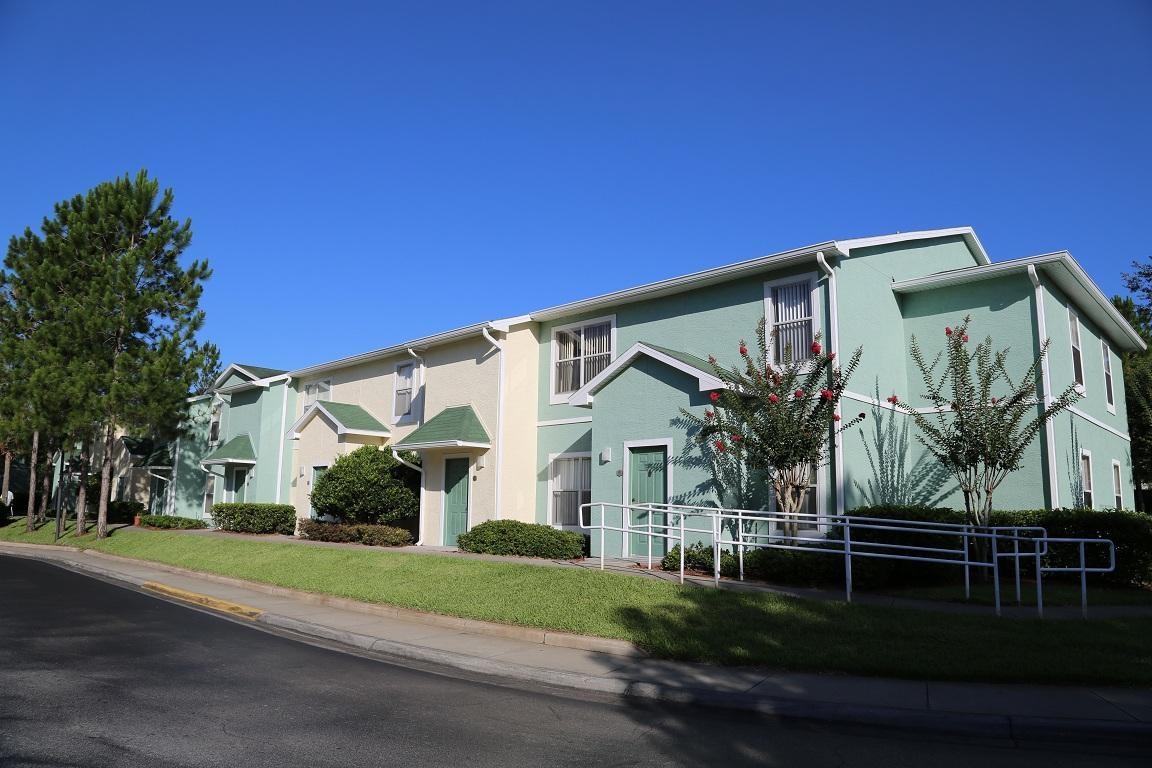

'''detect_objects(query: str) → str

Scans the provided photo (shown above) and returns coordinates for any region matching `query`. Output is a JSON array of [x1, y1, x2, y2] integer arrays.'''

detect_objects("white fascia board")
[[393, 440, 492, 451], [199, 459, 257, 467], [211, 363, 258, 390], [893, 252, 1146, 352], [289, 402, 389, 440], [337, 428, 392, 438], [529, 243, 844, 322], [836, 227, 989, 265], [488, 314, 533, 332], [287, 323, 492, 378], [567, 342, 726, 407]]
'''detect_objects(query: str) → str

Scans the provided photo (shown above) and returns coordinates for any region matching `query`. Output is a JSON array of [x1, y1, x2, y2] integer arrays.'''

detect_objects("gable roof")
[[200, 435, 256, 466], [529, 228, 984, 322], [892, 251, 1147, 352], [392, 405, 491, 450], [568, 342, 724, 407], [289, 401, 391, 439], [212, 362, 288, 391]]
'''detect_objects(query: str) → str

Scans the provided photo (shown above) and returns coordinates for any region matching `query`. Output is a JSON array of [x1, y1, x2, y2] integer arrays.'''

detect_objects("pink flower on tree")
[[705, 409, 714, 419], [714, 440, 727, 453], [886, 395, 898, 404], [962, 334, 969, 343], [820, 388, 834, 401], [833, 414, 841, 422], [739, 341, 748, 356], [945, 327, 953, 336], [768, 393, 779, 404], [810, 341, 822, 355], [794, 389, 805, 399], [731, 434, 742, 442], [709, 391, 721, 403]]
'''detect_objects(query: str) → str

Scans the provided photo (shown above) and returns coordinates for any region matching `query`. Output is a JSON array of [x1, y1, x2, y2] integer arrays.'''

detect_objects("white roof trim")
[[199, 458, 257, 467], [568, 342, 725, 407], [836, 227, 989, 266], [289, 402, 391, 440], [212, 363, 260, 390], [892, 252, 1146, 352], [392, 440, 491, 450], [289, 323, 494, 378]]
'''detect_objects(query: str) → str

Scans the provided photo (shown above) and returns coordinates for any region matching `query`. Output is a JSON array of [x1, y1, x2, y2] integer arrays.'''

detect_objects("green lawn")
[[878, 582, 1152, 608], [3, 517, 1151, 686]]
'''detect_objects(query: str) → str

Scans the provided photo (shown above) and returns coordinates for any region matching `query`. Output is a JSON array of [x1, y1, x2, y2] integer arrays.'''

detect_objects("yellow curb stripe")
[[142, 582, 264, 621]]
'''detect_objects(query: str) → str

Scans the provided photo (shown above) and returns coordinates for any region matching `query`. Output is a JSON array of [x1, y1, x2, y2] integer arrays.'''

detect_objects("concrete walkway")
[[174, 527, 1152, 619], [2, 541, 1150, 744]]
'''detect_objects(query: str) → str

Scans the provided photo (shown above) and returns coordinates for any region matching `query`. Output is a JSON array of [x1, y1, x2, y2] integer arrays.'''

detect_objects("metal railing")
[[577, 502, 1116, 618]]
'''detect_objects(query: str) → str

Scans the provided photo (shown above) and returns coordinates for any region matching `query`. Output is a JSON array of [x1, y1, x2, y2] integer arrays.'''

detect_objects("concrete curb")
[[142, 582, 264, 620], [4, 543, 1152, 745]]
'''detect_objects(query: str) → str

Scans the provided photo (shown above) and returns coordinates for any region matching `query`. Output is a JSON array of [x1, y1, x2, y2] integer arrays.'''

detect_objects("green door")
[[628, 446, 668, 558], [230, 467, 248, 503], [309, 466, 327, 518], [444, 457, 470, 546]]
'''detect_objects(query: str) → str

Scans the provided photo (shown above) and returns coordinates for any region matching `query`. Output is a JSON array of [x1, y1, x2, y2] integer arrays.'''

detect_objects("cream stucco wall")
[[288, 410, 386, 517], [498, 322, 540, 523]]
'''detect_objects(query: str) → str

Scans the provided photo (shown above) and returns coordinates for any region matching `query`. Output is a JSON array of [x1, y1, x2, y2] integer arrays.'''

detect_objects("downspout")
[[392, 448, 425, 545], [275, 379, 289, 503], [816, 252, 845, 516], [481, 325, 505, 521], [1029, 265, 1061, 509]]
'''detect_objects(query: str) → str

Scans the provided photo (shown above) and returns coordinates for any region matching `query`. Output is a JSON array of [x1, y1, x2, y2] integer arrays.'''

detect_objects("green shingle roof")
[[643, 343, 715, 374], [201, 434, 256, 464], [122, 437, 172, 468], [316, 402, 389, 435], [393, 405, 490, 449]]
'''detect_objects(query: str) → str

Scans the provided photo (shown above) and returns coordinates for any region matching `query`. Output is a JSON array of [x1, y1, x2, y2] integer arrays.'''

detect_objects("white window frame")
[[208, 406, 221, 446], [308, 464, 329, 518], [548, 452, 592, 529], [303, 378, 332, 409], [763, 273, 820, 366], [1069, 309, 1085, 393], [767, 462, 825, 538], [1080, 449, 1094, 509], [1101, 339, 1115, 414], [202, 474, 216, 518], [393, 361, 420, 423], [1112, 459, 1124, 510], [549, 314, 617, 405]]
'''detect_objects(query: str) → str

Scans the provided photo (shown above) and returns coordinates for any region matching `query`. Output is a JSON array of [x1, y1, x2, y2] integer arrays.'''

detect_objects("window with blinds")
[[553, 319, 613, 396], [1069, 311, 1084, 389], [551, 455, 591, 526], [1102, 340, 1115, 409], [768, 279, 814, 363], [1081, 452, 1094, 508], [1113, 461, 1123, 509], [394, 362, 415, 419], [303, 379, 331, 408]]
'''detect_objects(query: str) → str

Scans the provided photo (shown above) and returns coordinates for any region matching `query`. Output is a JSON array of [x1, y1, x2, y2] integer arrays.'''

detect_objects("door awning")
[[392, 405, 491, 450], [200, 435, 256, 466]]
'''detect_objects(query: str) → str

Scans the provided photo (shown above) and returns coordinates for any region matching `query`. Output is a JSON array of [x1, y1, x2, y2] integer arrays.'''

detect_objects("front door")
[[444, 457, 470, 546], [309, 466, 328, 518], [628, 446, 668, 558], [229, 467, 248, 503]]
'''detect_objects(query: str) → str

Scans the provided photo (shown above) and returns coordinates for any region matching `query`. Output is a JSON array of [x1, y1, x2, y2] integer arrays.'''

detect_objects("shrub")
[[106, 500, 145, 524], [297, 519, 413, 547], [0, 501, 9, 524], [840, 505, 967, 588], [139, 514, 207, 530], [211, 503, 297, 535], [310, 446, 419, 524], [661, 542, 737, 576], [457, 520, 584, 559]]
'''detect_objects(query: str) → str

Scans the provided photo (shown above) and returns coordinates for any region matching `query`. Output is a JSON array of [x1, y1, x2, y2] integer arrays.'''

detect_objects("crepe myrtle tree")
[[890, 316, 1080, 529], [681, 318, 864, 537]]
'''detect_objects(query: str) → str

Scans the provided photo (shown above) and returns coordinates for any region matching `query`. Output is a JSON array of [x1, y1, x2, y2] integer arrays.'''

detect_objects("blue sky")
[[1, 1, 1150, 371]]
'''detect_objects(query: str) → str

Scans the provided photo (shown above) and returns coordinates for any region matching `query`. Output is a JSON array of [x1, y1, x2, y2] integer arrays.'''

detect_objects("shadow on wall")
[[851, 384, 953, 507], [669, 413, 771, 511]]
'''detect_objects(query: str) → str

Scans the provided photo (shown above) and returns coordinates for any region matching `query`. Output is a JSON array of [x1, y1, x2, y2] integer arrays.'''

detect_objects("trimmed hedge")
[[297, 520, 413, 547], [662, 542, 839, 586], [457, 520, 585, 559], [139, 514, 207, 530], [210, 503, 296, 535]]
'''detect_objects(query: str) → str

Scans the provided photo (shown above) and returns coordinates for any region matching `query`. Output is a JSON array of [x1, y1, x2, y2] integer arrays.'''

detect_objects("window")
[[551, 317, 614, 400], [1113, 461, 1124, 510], [550, 455, 591, 526], [765, 277, 816, 363], [1080, 451, 1093, 509], [1102, 340, 1115, 411], [208, 406, 221, 445], [203, 474, 215, 517], [303, 379, 331, 408], [1069, 310, 1084, 389], [394, 362, 415, 420]]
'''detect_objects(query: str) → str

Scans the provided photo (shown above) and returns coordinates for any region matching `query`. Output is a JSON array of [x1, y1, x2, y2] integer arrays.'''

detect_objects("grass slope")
[[3, 518, 1150, 685]]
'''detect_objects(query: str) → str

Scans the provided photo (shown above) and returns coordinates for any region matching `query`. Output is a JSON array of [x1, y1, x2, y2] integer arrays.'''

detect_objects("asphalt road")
[[0, 555, 1146, 768]]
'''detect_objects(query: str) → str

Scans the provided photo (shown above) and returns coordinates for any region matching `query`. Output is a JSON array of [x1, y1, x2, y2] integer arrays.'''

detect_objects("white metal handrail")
[[577, 502, 1115, 618]]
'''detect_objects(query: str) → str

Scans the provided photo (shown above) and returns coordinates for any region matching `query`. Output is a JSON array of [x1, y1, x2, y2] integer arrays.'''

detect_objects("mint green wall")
[[218, 381, 296, 505], [1049, 410, 1132, 510], [170, 396, 213, 519], [535, 421, 592, 524]]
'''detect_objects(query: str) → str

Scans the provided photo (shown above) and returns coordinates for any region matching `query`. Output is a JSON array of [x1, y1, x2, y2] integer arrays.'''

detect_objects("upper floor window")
[[394, 362, 416, 420], [551, 316, 615, 401], [765, 276, 816, 364], [303, 379, 331, 408], [1069, 310, 1084, 390], [208, 406, 221, 445], [1102, 340, 1115, 412]]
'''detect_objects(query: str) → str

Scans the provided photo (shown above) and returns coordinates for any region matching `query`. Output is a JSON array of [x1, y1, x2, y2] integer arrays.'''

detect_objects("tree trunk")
[[1, 449, 11, 509], [96, 428, 114, 539], [37, 468, 50, 524], [75, 448, 90, 536], [25, 431, 38, 532]]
